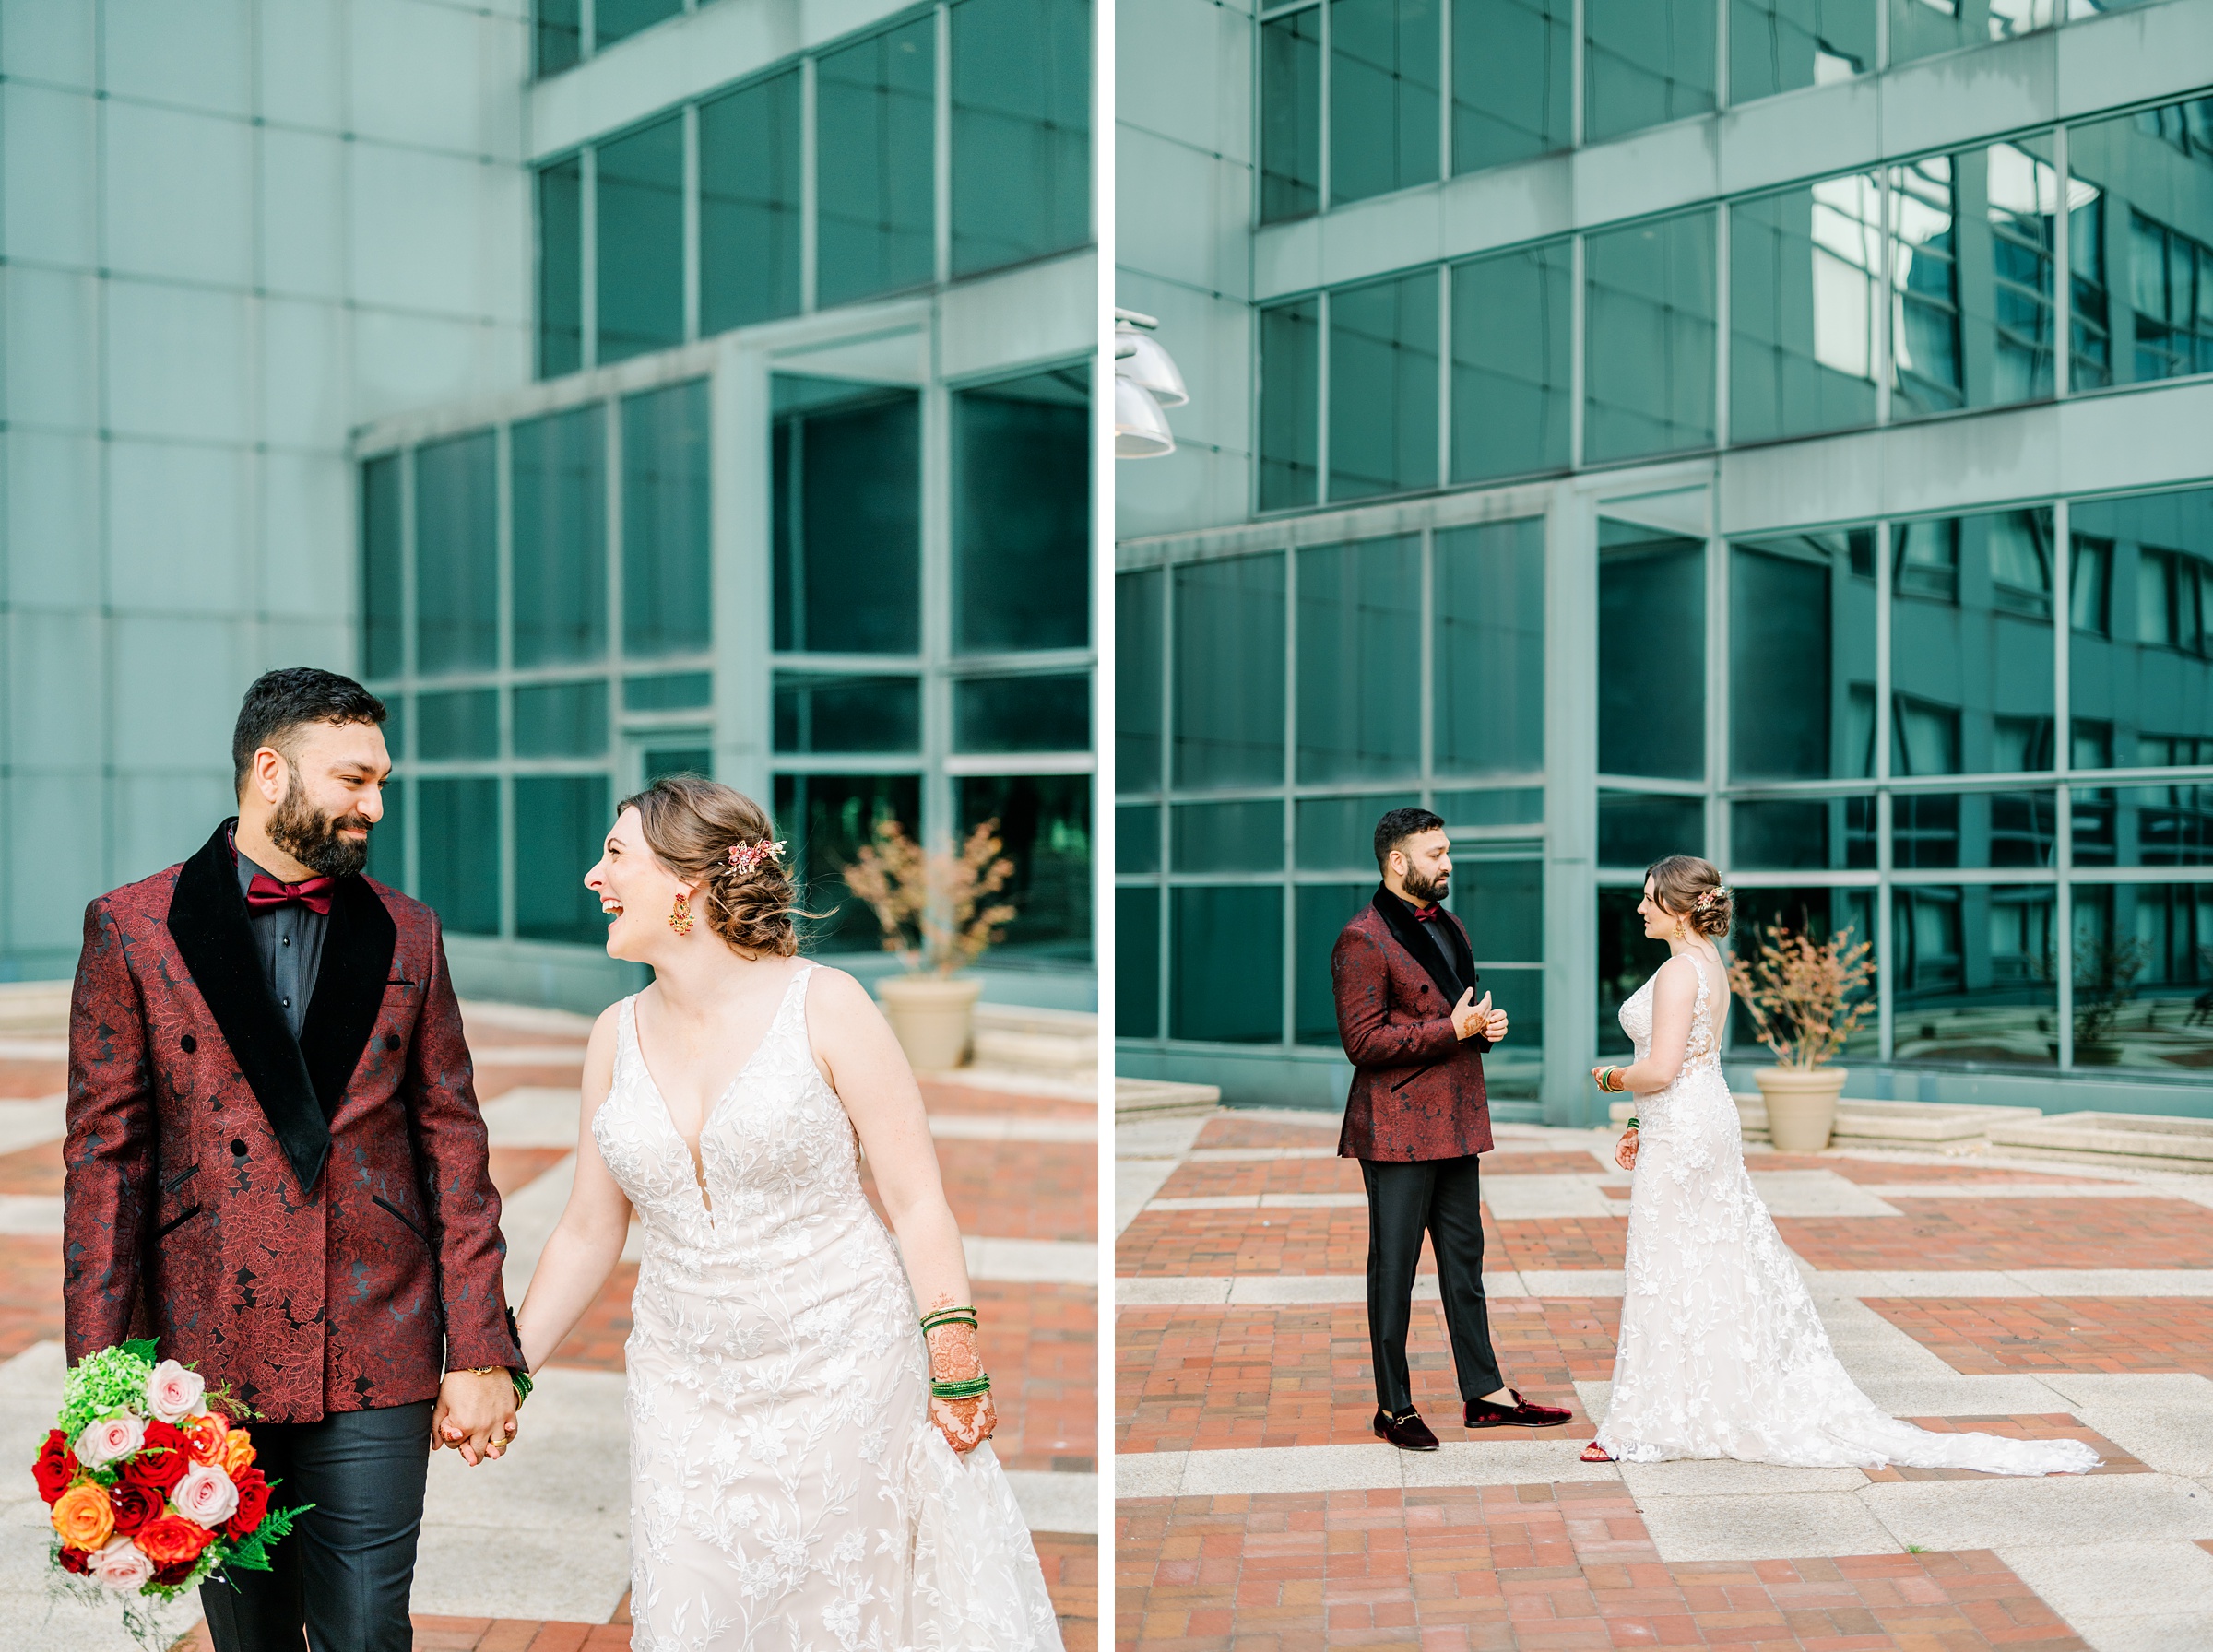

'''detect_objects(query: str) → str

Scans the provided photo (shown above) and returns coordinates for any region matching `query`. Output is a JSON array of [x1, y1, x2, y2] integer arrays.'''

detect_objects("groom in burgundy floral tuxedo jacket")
[[65, 667, 523, 1652], [1332, 807, 1572, 1452]]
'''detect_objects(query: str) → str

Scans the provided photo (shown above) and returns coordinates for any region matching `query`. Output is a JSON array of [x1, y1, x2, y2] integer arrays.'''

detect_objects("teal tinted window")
[[954, 674, 1091, 753], [1598, 886, 1669, 1054], [1436, 518, 1544, 777], [1584, 0, 1715, 144], [538, 159, 582, 377], [700, 71, 804, 334], [626, 671, 713, 712], [1599, 523, 1704, 779], [621, 380, 711, 658], [1462, 856, 1542, 959], [367, 777, 405, 886], [1599, 790, 1705, 865], [362, 454, 403, 680], [2075, 785, 2213, 867], [1888, 0, 2052, 66], [1892, 790, 2058, 869], [1893, 882, 2055, 1066], [775, 674, 921, 753], [644, 746, 711, 784], [954, 368, 1090, 653], [596, 115, 684, 365], [773, 773, 923, 950], [1450, 240, 1570, 482], [2071, 488, 2213, 773], [958, 773, 1092, 958], [2066, 882, 2213, 1069], [512, 404, 607, 667], [1172, 799, 1284, 873], [1173, 553, 1285, 788], [1451, 0, 1569, 173], [1258, 298, 1320, 511], [1296, 881, 1373, 1044], [415, 431, 498, 675], [1730, 177, 1881, 444], [818, 19, 936, 306], [515, 774, 610, 943], [596, 0, 680, 51], [1118, 569, 1164, 791], [2066, 97, 2213, 391], [1729, 531, 1877, 782], [536, 0, 581, 77], [1585, 209, 1716, 462], [950, 0, 1090, 277], [772, 379, 921, 655], [1296, 793, 1418, 869], [1117, 887, 1162, 1037], [513, 681, 609, 758], [1729, 0, 1873, 102], [1329, 270, 1438, 501], [1890, 510, 2056, 775], [419, 689, 499, 761], [1436, 785, 1544, 825], [418, 776, 502, 936], [1260, 7, 1322, 222], [1331, 0, 1439, 206], [1296, 536, 1421, 783], [1118, 804, 1162, 874], [1733, 797, 1876, 869], [1172, 885, 1284, 1042]]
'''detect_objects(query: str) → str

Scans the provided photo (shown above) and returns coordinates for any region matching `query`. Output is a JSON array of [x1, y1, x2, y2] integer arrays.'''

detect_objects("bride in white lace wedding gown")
[[1593, 862, 2098, 1477]]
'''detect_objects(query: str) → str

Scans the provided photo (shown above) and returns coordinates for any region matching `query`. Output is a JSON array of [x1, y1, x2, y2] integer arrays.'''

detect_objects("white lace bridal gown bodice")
[[591, 964, 1063, 1651], [1598, 956, 2097, 1476]]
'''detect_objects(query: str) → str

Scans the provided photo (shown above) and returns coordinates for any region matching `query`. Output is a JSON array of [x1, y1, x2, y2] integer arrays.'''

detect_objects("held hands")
[[1452, 989, 1507, 1043], [433, 1367, 518, 1466]]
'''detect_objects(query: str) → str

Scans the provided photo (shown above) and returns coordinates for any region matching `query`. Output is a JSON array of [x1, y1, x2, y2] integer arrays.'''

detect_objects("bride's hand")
[[930, 1391, 997, 1455], [1615, 1127, 1639, 1172], [924, 1316, 996, 1454]]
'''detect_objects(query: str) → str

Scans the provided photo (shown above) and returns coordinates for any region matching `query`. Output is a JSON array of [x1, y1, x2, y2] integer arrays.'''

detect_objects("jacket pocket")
[[1390, 1061, 1441, 1092], [156, 1204, 204, 1239], [161, 1164, 201, 1196], [372, 1194, 430, 1246]]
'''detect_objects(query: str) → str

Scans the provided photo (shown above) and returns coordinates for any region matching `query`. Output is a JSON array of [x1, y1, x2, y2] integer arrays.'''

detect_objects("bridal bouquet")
[[33, 1339, 303, 1639]]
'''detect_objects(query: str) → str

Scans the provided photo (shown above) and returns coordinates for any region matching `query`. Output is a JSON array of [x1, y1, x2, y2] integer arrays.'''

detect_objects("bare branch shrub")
[[1725, 922, 1876, 1069], [840, 818, 1019, 977]]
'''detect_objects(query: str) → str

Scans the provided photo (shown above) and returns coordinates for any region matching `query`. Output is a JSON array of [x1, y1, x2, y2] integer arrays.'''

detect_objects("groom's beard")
[[1402, 867, 1449, 905], [268, 769, 372, 879]]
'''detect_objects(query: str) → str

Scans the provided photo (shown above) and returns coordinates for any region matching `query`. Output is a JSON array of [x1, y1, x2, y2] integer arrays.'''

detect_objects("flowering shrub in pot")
[[1725, 922, 1876, 1152]]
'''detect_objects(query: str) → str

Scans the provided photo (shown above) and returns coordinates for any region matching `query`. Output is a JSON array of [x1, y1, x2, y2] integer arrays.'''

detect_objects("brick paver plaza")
[[1117, 1111, 2213, 1652]]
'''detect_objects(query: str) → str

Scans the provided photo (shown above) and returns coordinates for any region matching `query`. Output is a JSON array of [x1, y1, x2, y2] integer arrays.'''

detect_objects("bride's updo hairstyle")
[[1647, 854, 1733, 939], [620, 774, 800, 958]]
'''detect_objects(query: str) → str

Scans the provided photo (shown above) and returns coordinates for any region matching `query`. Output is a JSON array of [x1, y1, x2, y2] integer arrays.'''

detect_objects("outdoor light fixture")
[[1114, 308, 1186, 459]]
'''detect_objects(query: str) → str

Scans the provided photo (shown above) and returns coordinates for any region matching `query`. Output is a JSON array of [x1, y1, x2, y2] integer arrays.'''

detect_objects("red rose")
[[32, 1430, 77, 1504], [55, 1545, 90, 1575], [150, 1556, 200, 1587], [133, 1514, 215, 1569], [120, 1423, 191, 1494], [223, 1466, 271, 1540], [108, 1479, 163, 1536]]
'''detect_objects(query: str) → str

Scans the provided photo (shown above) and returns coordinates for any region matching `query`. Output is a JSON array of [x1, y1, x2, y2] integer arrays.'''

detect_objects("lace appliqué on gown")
[[592, 965, 1064, 1650], [1596, 957, 2096, 1477]]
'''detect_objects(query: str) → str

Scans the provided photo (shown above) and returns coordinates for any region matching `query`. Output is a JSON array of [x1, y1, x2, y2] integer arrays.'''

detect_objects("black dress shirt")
[[236, 848, 329, 1041]]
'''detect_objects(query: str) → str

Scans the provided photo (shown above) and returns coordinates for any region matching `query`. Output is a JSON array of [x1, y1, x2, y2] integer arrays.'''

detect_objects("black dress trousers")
[[1360, 1154, 1502, 1414], [200, 1399, 434, 1652]]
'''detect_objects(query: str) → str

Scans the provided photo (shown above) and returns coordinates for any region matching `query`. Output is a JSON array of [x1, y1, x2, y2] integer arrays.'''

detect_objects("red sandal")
[[1580, 1440, 1614, 1463]]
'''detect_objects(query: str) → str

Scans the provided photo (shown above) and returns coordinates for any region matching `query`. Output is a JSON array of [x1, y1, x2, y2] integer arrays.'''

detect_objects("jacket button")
[[229, 1139, 248, 1158], [384, 1033, 402, 1052], [1417, 984, 1429, 994], [180, 1034, 196, 1053]]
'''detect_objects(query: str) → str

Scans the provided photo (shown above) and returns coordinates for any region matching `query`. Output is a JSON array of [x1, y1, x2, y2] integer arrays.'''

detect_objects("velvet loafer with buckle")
[[1373, 1407, 1440, 1451], [1464, 1389, 1574, 1429]]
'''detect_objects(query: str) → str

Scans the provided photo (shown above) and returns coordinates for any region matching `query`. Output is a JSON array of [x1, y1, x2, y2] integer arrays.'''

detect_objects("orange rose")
[[180, 1411, 230, 1467], [50, 1481, 113, 1552], [219, 1428, 255, 1475]]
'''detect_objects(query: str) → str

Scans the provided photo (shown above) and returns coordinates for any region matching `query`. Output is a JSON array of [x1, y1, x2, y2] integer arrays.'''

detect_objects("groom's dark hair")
[[1374, 807, 1446, 872], [232, 667, 387, 791]]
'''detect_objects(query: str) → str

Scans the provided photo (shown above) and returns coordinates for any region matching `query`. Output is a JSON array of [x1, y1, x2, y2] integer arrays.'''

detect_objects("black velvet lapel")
[[166, 820, 329, 1195], [1371, 885, 1478, 1006], [299, 874, 396, 1126]]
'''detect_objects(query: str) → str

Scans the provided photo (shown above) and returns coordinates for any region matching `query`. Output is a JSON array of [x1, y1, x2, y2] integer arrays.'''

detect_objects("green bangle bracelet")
[[929, 1375, 992, 1400], [1625, 1117, 1640, 1131]]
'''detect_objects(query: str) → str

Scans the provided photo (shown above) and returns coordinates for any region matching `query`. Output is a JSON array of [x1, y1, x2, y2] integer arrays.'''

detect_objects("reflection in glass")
[[1585, 210, 1717, 462], [1892, 790, 2058, 868], [772, 378, 920, 655], [1172, 885, 1284, 1042], [419, 777, 502, 936], [1889, 510, 2056, 776], [1888, 0, 2053, 67], [1728, 0, 1874, 103], [418, 690, 498, 761], [415, 431, 498, 676], [1599, 791, 1704, 866], [1296, 793, 1419, 868], [1118, 804, 1161, 875], [1892, 882, 2055, 1066], [1436, 785, 1544, 825], [1730, 176, 1881, 443], [512, 405, 607, 667], [1597, 885, 1670, 1056], [1459, 856, 1543, 960], [1599, 523, 1704, 780], [773, 674, 921, 753], [817, 19, 935, 307], [642, 747, 710, 785], [774, 773, 923, 950], [1451, 0, 1570, 173], [1584, 0, 1715, 144], [2065, 98, 2213, 389], [1118, 570, 1164, 791], [1173, 799, 1284, 873], [1329, 272, 1439, 501], [1888, 152, 1962, 414], [1450, 241, 1571, 482], [596, 0, 680, 51], [1330, 0, 1439, 206], [1173, 553, 1285, 788], [362, 454, 402, 679], [2069, 488, 2213, 776], [1259, 299, 1321, 510], [958, 774, 1091, 960], [1297, 537, 1421, 783], [1730, 531, 1876, 780], [537, 159, 582, 377], [1727, 886, 1877, 1056], [1260, 7, 1323, 222], [513, 681, 609, 759], [515, 775, 611, 944], [2069, 882, 2213, 1070], [536, 0, 580, 77], [953, 674, 1090, 752], [625, 672, 712, 712], [367, 777, 405, 887], [954, 368, 1090, 653], [1732, 796, 1876, 869], [596, 115, 684, 365], [1436, 519, 1544, 776], [1298, 882, 1375, 1044], [622, 380, 712, 658], [1118, 887, 1162, 1037], [2074, 784, 2213, 867], [950, 0, 1090, 277], [700, 71, 803, 334]]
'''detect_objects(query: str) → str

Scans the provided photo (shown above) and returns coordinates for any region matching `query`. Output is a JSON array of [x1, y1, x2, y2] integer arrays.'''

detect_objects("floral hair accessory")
[[1695, 885, 1730, 910], [727, 838, 786, 875]]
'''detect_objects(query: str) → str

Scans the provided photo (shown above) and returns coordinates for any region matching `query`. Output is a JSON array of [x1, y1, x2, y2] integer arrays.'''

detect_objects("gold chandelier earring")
[[669, 892, 695, 936]]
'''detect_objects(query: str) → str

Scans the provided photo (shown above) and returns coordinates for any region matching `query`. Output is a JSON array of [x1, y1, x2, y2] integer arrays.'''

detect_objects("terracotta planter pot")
[[1755, 1065, 1849, 1152], [877, 974, 984, 1072]]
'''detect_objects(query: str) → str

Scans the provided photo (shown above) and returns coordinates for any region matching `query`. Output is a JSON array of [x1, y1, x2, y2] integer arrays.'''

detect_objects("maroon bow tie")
[[246, 871, 337, 915], [1413, 903, 1443, 923]]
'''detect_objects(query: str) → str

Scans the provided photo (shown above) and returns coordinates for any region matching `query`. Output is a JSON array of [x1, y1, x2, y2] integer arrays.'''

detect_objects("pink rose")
[[171, 1463, 238, 1529], [144, 1360, 206, 1424], [74, 1412, 145, 1469], [88, 1534, 153, 1592]]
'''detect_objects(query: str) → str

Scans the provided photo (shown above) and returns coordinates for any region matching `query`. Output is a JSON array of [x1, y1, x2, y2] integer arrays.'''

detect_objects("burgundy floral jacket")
[[1332, 891, 1495, 1162], [65, 820, 522, 1422]]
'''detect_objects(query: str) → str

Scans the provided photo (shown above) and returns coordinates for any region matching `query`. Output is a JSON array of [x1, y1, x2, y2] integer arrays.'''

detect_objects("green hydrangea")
[[57, 1339, 159, 1440]]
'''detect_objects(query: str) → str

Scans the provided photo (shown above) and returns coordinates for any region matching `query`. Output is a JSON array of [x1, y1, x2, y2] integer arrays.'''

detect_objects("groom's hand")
[[1451, 990, 1492, 1041], [434, 1368, 517, 1466]]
